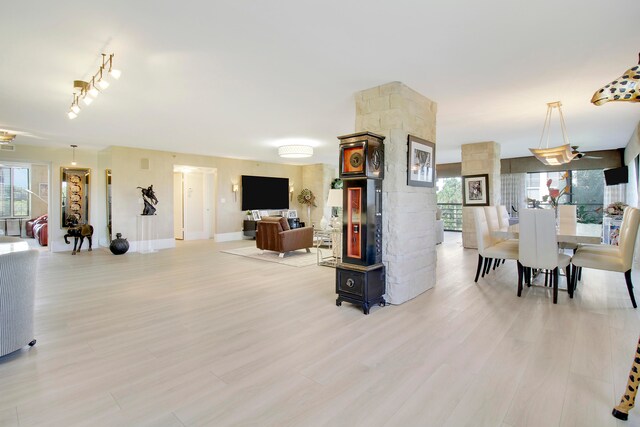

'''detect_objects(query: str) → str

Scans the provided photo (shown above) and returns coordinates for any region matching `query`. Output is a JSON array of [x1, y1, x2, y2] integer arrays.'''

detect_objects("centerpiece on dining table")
[[542, 171, 571, 218]]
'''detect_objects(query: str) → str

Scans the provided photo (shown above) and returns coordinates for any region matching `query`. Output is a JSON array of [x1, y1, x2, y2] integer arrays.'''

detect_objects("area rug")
[[221, 246, 318, 267]]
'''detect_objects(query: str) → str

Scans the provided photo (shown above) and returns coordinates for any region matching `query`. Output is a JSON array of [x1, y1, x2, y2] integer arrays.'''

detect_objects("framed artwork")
[[287, 210, 298, 219], [60, 167, 90, 227], [39, 182, 48, 199], [259, 210, 269, 218], [251, 210, 261, 221], [462, 174, 490, 206], [407, 135, 435, 187]]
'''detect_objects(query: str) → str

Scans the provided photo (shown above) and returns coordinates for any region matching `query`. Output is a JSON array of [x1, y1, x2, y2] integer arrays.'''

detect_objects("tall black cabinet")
[[335, 131, 386, 314]]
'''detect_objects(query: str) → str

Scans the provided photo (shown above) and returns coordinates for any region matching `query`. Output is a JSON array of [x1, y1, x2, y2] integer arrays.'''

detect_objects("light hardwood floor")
[[1, 233, 640, 426]]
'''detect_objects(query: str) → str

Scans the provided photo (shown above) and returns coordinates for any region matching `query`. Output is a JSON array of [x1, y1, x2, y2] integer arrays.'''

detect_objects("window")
[[525, 169, 604, 223], [0, 166, 30, 217]]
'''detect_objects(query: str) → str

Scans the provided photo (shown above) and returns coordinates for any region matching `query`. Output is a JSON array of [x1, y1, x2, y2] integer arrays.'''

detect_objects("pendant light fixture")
[[529, 101, 577, 166], [71, 144, 78, 166]]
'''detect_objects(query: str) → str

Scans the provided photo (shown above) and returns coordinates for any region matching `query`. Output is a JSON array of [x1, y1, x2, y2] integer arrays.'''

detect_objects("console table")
[[314, 227, 341, 267], [243, 220, 257, 239]]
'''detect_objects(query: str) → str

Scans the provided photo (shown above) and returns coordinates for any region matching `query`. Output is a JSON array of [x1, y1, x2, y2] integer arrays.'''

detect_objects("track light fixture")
[[67, 53, 121, 119]]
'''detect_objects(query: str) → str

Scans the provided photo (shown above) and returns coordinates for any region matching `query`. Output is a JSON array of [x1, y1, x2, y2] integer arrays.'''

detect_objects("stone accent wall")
[[355, 81, 438, 304], [461, 141, 501, 248]]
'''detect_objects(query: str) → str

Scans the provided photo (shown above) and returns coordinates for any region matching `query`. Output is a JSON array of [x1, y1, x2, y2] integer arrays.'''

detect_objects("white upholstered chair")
[[518, 209, 571, 304], [571, 207, 640, 308], [473, 207, 519, 282], [558, 205, 578, 251], [497, 205, 510, 231], [0, 249, 39, 357]]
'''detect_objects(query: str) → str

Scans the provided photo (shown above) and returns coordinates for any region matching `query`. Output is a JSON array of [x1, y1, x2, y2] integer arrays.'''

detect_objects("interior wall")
[[108, 146, 312, 245], [173, 172, 183, 239], [0, 144, 101, 251], [301, 164, 338, 226], [29, 164, 48, 220]]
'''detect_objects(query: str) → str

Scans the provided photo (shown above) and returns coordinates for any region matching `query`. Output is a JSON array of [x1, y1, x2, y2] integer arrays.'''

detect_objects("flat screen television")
[[241, 175, 289, 211], [604, 166, 628, 186]]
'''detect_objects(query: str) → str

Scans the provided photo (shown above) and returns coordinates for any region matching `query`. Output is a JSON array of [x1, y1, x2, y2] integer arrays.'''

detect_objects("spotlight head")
[[68, 111, 77, 119], [82, 96, 93, 106], [109, 68, 121, 80], [88, 86, 100, 98], [97, 79, 110, 90], [71, 104, 81, 114]]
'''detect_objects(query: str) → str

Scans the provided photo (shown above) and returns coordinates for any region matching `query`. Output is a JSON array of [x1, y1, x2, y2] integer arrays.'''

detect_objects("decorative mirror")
[[61, 167, 90, 228], [106, 169, 112, 241]]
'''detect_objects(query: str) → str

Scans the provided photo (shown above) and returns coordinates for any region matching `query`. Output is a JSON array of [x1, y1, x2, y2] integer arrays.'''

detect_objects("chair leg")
[[517, 261, 524, 297], [482, 257, 490, 278], [544, 270, 549, 287], [578, 266, 582, 281], [553, 267, 559, 304], [474, 254, 484, 283], [526, 267, 532, 286], [493, 259, 499, 270], [566, 265, 573, 298], [612, 335, 640, 420], [624, 270, 637, 309]]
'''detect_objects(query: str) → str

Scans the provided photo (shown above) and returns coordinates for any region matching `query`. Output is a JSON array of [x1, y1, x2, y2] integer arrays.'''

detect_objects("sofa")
[[26, 214, 48, 246], [0, 247, 39, 357], [256, 217, 313, 257]]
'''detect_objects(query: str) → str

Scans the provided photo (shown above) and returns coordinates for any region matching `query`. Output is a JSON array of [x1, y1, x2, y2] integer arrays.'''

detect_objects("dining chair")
[[473, 207, 519, 282], [497, 205, 510, 231], [517, 209, 571, 304], [570, 206, 640, 308], [558, 204, 578, 251]]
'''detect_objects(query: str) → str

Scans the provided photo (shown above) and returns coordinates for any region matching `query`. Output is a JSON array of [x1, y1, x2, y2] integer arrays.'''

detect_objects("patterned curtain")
[[627, 158, 638, 208], [501, 173, 526, 217], [604, 183, 627, 207]]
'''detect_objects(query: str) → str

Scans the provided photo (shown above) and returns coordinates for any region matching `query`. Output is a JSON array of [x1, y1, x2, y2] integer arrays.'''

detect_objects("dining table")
[[492, 222, 602, 245]]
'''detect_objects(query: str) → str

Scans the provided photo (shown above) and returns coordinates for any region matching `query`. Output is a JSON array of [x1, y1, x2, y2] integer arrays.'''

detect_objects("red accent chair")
[[26, 215, 48, 246]]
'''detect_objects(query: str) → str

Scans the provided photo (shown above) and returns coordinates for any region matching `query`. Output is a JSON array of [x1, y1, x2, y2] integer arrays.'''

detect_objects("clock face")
[[342, 146, 365, 174], [350, 152, 363, 168]]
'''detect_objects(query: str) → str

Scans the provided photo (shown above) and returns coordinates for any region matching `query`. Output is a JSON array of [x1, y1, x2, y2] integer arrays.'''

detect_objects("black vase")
[[110, 233, 129, 255]]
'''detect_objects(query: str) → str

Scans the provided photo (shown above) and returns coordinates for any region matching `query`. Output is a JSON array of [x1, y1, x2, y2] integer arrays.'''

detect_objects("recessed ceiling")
[[1, 1, 639, 165]]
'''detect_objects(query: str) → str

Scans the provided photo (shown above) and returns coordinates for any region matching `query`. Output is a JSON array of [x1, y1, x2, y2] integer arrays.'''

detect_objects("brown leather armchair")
[[256, 217, 313, 257]]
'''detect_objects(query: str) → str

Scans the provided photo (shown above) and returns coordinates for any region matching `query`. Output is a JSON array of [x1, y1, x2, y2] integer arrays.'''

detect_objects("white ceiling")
[[1, 1, 639, 165]]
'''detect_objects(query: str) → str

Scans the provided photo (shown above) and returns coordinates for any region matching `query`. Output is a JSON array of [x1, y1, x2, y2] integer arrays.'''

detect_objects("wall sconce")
[[289, 185, 294, 201], [232, 184, 239, 202]]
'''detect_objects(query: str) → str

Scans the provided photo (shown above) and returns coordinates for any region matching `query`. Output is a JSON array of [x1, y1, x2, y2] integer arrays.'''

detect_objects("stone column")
[[461, 141, 501, 248], [355, 81, 437, 304]]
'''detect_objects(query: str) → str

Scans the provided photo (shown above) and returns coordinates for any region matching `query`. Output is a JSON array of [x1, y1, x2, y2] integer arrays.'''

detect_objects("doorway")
[[173, 166, 217, 241]]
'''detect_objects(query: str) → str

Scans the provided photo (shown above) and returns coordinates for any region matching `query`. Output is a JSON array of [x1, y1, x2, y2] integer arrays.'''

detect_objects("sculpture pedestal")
[[136, 215, 158, 253]]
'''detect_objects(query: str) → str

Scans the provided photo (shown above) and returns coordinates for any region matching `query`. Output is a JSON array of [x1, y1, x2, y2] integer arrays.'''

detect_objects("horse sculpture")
[[137, 185, 158, 215], [64, 215, 93, 255]]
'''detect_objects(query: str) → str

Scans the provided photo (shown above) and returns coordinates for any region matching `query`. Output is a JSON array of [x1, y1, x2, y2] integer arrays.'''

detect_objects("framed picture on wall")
[[259, 210, 269, 218], [287, 210, 298, 219], [407, 135, 435, 187], [251, 210, 261, 221], [462, 174, 490, 206], [39, 182, 48, 199]]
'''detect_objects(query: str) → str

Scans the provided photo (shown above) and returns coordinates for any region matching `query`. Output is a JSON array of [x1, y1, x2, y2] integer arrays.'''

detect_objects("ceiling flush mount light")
[[529, 101, 577, 166], [0, 131, 17, 145], [67, 53, 121, 119], [278, 145, 313, 158], [70, 144, 78, 166]]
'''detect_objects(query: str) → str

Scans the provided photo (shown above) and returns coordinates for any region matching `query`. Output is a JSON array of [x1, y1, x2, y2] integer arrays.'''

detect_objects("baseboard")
[[52, 238, 176, 253], [215, 232, 244, 242], [184, 231, 209, 241]]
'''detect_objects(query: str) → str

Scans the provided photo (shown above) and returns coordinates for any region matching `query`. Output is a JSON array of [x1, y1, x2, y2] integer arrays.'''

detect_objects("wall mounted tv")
[[604, 166, 628, 186], [241, 175, 289, 210]]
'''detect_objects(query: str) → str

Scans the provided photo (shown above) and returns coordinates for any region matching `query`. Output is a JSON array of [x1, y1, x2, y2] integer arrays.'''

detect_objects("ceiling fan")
[[571, 146, 603, 160]]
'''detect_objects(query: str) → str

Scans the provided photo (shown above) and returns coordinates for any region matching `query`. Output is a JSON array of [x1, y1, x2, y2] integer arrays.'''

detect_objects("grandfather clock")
[[335, 131, 385, 314]]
